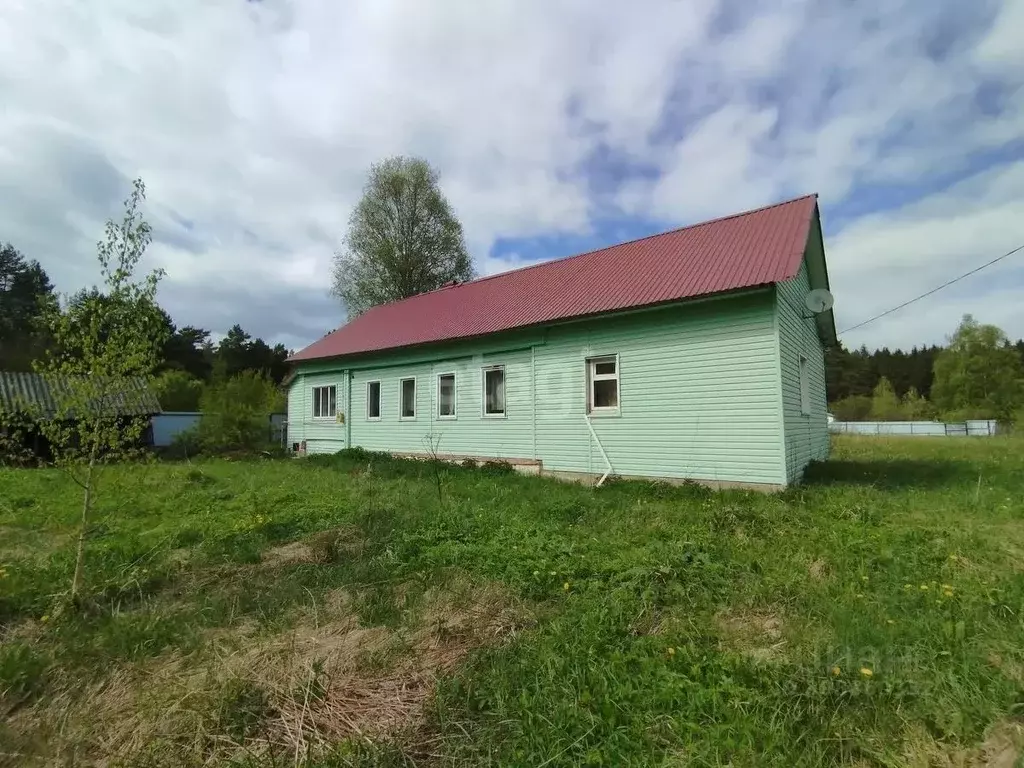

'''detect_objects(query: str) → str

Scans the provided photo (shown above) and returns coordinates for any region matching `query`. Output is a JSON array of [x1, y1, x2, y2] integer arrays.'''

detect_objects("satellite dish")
[[804, 288, 835, 314]]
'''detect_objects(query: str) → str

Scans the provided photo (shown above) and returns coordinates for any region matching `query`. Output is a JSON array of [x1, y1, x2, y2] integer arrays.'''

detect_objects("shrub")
[[197, 372, 280, 455], [830, 395, 872, 421], [941, 407, 999, 422], [480, 459, 515, 475], [164, 426, 201, 460], [869, 377, 904, 421], [901, 387, 936, 420], [1010, 407, 1024, 431], [153, 370, 204, 412]]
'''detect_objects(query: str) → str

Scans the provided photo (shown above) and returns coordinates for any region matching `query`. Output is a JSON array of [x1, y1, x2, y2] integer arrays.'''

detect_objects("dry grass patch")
[[260, 539, 314, 567], [808, 558, 830, 582], [262, 527, 366, 568], [715, 608, 787, 663], [903, 719, 1024, 768], [2, 581, 531, 766]]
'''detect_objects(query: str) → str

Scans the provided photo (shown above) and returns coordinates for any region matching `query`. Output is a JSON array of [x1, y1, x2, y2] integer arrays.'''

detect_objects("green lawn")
[[1, 437, 1023, 766]]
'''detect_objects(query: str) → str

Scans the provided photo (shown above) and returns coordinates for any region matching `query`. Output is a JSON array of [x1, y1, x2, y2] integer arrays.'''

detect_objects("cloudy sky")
[[1, 0, 1022, 353]]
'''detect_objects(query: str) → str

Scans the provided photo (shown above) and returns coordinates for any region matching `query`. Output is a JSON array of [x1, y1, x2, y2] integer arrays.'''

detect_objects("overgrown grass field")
[[1, 437, 1023, 766]]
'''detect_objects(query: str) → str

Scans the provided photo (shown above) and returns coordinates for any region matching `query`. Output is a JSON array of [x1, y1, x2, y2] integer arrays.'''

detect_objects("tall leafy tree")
[[32, 179, 168, 601], [869, 376, 903, 421], [0, 243, 56, 369], [332, 156, 473, 316], [162, 324, 213, 381], [932, 315, 1023, 421], [215, 324, 289, 383]]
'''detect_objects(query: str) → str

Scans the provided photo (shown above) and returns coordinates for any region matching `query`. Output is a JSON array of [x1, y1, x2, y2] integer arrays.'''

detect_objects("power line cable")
[[839, 242, 1024, 335]]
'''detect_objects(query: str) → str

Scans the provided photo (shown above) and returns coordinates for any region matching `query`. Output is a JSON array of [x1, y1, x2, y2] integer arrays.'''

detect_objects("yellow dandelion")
[[831, 666, 841, 677], [40, 614, 50, 623], [667, 647, 676, 656], [943, 590, 953, 597], [861, 575, 869, 581], [860, 667, 873, 677], [563, 582, 571, 591], [941, 584, 953, 591], [919, 584, 929, 591], [886, 619, 895, 625], [949, 553, 958, 560], [549, 571, 556, 576], [904, 584, 912, 590], [532, 570, 540, 577], [856, 593, 864, 598]]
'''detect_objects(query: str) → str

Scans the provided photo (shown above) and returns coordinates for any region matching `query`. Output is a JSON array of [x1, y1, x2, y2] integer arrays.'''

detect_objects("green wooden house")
[[286, 195, 837, 489]]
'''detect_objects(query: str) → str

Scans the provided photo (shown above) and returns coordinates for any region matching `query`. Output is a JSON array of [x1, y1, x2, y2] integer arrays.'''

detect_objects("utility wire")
[[839, 242, 1024, 335]]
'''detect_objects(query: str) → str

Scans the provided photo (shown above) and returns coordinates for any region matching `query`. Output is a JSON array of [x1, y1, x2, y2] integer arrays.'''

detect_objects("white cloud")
[[0, 0, 1021, 352], [829, 160, 1024, 349], [974, 0, 1024, 70]]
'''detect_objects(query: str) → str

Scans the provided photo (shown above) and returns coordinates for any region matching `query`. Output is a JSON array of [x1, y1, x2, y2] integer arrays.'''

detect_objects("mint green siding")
[[776, 259, 830, 483], [285, 370, 348, 453], [533, 294, 784, 484], [346, 349, 535, 459], [289, 291, 794, 486]]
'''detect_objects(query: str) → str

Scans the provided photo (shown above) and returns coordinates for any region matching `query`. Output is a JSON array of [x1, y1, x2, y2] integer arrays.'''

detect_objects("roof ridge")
[[358, 193, 818, 317]]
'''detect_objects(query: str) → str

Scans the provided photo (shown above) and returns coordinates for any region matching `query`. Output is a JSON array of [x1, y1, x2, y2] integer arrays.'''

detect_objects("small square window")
[[367, 381, 381, 420], [586, 355, 619, 414], [437, 373, 456, 418], [400, 378, 416, 419], [312, 385, 337, 419], [483, 366, 505, 417]]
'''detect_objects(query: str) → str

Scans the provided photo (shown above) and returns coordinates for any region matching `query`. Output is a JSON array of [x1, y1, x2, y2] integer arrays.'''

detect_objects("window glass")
[[400, 378, 416, 418], [438, 373, 456, 417], [367, 381, 381, 419], [484, 367, 505, 415], [593, 379, 618, 409], [312, 385, 337, 418], [799, 357, 810, 415], [587, 356, 619, 413]]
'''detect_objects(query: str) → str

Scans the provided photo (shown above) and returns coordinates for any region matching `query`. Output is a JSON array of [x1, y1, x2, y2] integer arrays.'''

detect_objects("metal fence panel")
[[151, 412, 201, 446], [151, 412, 289, 448], [829, 419, 998, 437]]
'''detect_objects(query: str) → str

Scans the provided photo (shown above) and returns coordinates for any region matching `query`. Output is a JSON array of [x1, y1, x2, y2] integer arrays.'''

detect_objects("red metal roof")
[[290, 194, 819, 362]]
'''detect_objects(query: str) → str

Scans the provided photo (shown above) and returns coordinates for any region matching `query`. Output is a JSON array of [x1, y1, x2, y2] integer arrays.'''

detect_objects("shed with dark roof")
[[0, 371, 161, 461]]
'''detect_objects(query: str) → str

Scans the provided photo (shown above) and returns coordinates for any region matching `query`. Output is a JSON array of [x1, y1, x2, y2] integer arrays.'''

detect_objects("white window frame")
[[311, 385, 337, 420], [366, 380, 381, 421], [586, 354, 620, 416], [436, 371, 457, 420], [481, 365, 506, 418], [799, 355, 811, 416], [399, 377, 417, 420]]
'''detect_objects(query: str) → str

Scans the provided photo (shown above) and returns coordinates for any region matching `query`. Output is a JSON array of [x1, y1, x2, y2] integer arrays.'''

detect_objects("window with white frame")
[[400, 377, 416, 419], [312, 385, 337, 419], [799, 355, 810, 415], [437, 372, 456, 418], [586, 355, 619, 413], [483, 365, 505, 416], [366, 381, 381, 420]]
